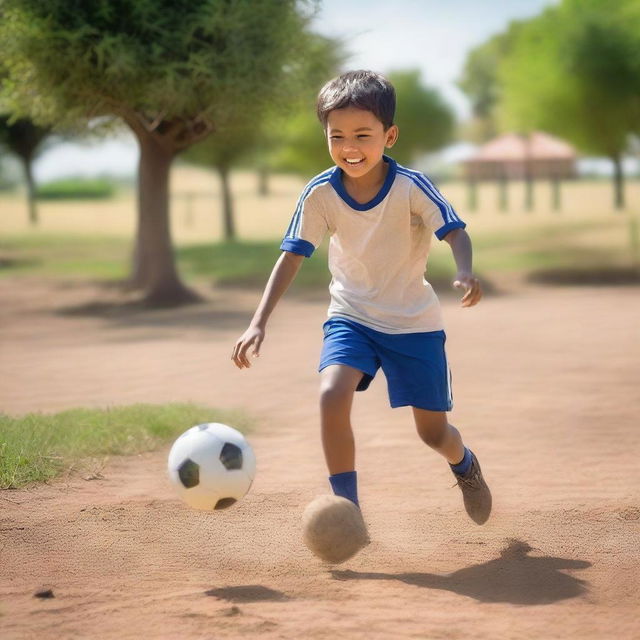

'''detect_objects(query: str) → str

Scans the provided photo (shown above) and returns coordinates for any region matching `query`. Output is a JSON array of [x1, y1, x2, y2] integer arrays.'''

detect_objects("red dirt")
[[1, 277, 639, 639]]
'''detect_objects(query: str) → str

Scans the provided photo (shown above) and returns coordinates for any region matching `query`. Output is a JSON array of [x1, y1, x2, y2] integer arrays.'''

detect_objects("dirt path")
[[1, 277, 639, 639]]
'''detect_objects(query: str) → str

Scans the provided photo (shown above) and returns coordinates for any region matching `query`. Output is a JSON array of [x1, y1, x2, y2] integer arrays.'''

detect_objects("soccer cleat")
[[452, 451, 492, 524]]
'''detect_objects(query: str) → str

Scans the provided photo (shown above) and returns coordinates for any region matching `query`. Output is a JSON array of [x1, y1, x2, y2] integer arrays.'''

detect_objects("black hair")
[[316, 70, 396, 130]]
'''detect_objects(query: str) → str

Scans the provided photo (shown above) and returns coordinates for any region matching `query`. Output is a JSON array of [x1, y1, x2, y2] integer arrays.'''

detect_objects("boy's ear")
[[385, 124, 399, 148]]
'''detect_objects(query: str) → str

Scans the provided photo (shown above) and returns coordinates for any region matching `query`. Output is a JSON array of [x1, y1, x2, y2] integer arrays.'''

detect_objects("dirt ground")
[[1, 276, 639, 640]]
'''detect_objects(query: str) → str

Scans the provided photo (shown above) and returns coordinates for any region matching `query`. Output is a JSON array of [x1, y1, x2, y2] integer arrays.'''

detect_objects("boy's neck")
[[341, 157, 388, 203]]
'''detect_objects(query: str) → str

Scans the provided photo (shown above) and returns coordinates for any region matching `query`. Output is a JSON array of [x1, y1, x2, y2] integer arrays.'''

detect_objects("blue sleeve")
[[280, 238, 316, 257], [281, 173, 331, 257]]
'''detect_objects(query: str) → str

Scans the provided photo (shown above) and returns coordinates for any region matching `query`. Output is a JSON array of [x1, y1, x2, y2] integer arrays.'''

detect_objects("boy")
[[231, 70, 491, 525]]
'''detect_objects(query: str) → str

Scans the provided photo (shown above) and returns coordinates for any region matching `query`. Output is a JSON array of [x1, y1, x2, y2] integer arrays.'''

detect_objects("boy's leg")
[[412, 407, 491, 524], [320, 364, 363, 474], [320, 364, 363, 505], [412, 407, 465, 465]]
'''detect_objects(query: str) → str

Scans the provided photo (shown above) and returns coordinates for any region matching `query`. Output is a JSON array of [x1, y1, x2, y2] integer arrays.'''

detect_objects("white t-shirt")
[[280, 156, 466, 334]]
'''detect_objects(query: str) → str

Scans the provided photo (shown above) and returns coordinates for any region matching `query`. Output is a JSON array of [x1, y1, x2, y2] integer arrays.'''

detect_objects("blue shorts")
[[319, 317, 453, 412]]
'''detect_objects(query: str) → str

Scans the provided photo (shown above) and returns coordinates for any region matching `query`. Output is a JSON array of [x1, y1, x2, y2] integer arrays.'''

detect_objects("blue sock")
[[450, 447, 472, 475], [329, 470, 359, 507]]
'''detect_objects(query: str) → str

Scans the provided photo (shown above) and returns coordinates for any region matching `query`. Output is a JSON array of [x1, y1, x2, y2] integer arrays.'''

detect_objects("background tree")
[[182, 32, 344, 238], [457, 23, 523, 143], [386, 70, 455, 166], [181, 119, 262, 242], [498, 0, 640, 209], [252, 33, 345, 185], [0, 115, 52, 225], [2, 0, 323, 305]]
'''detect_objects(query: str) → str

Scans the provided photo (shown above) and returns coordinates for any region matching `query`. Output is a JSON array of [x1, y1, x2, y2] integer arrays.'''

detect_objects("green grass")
[[0, 215, 637, 288], [0, 403, 252, 489], [37, 178, 116, 200], [0, 234, 461, 288]]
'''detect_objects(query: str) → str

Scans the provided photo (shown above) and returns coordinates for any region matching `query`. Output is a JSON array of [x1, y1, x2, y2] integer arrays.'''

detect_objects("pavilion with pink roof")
[[464, 132, 577, 181]]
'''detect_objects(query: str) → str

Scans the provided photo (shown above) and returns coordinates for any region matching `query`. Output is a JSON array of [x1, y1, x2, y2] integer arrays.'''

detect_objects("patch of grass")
[[472, 219, 636, 276], [178, 240, 329, 289], [0, 403, 251, 489], [0, 214, 635, 288], [0, 234, 131, 279], [37, 178, 116, 200]]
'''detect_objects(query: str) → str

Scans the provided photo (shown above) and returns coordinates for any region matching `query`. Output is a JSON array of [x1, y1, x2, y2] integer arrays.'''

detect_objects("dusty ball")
[[302, 495, 370, 564]]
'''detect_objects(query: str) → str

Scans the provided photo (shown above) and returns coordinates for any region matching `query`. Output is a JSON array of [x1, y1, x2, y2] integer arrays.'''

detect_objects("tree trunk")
[[218, 163, 236, 241], [498, 176, 508, 213], [612, 154, 625, 211], [130, 132, 199, 306], [551, 178, 561, 213], [21, 155, 38, 226], [257, 166, 269, 197], [524, 175, 534, 212], [467, 178, 477, 212]]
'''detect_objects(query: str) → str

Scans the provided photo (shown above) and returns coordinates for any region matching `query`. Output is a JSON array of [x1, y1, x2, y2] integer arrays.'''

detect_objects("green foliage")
[[498, 1, 640, 157], [0, 403, 251, 488], [0, 115, 51, 160], [268, 104, 332, 177], [457, 22, 524, 142], [37, 177, 116, 200], [1, 0, 320, 134], [254, 33, 346, 178], [388, 70, 455, 166]]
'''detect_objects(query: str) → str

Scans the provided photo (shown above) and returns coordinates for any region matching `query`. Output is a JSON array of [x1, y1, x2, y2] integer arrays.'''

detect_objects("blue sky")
[[312, 0, 558, 116], [34, 0, 558, 180]]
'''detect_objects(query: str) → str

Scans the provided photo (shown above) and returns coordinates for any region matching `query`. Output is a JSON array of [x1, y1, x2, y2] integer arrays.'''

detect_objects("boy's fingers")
[[239, 340, 252, 368], [232, 339, 250, 368], [462, 282, 482, 307]]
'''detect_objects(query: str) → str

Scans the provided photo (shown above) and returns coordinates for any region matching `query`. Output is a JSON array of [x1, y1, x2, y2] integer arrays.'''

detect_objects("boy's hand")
[[232, 325, 265, 369], [453, 272, 482, 308]]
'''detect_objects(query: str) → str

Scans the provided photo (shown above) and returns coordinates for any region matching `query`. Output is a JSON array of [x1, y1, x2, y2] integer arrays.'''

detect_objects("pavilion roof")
[[468, 132, 576, 162]]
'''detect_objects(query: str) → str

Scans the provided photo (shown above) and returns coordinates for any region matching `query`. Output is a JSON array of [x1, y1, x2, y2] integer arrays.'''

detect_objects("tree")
[[182, 31, 344, 237], [387, 70, 455, 166], [458, 23, 524, 143], [498, 0, 640, 209], [252, 33, 346, 184], [0, 115, 51, 225], [181, 119, 262, 242], [2, 0, 323, 305]]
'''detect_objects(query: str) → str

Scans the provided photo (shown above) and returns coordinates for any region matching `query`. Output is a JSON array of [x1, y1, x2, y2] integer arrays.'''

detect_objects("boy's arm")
[[443, 228, 482, 308], [231, 251, 304, 369]]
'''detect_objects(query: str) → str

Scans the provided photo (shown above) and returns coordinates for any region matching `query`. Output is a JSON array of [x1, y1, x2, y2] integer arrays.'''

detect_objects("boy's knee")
[[319, 380, 355, 411]]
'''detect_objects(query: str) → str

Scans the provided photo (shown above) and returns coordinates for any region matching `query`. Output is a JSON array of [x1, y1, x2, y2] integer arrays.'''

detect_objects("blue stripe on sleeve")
[[284, 169, 334, 240], [280, 238, 316, 257], [397, 166, 462, 225]]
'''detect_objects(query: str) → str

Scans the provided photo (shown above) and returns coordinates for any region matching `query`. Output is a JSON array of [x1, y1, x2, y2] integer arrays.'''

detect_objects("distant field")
[[1, 166, 639, 286]]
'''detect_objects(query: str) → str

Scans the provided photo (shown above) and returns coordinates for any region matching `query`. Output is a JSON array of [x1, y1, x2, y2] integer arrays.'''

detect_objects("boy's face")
[[325, 107, 398, 179]]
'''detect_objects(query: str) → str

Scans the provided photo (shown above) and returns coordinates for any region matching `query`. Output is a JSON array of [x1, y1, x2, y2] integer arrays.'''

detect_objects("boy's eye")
[[357, 135, 369, 139], [329, 135, 343, 140]]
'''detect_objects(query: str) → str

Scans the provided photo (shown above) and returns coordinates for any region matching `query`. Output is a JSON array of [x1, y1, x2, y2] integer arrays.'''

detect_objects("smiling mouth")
[[345, 158, 364, 166]]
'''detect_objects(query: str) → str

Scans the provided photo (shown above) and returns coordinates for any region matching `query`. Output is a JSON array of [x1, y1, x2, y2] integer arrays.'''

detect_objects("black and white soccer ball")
[[167, 423, 256, 511]]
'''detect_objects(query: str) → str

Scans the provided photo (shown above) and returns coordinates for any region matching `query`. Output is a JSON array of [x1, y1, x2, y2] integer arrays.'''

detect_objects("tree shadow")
[[205, 584, 290, 603], [331, 539, 591, 605], [528, 266, 640, 287]]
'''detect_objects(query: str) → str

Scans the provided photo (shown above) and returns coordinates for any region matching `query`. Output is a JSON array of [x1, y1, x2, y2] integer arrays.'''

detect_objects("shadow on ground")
[[528, 266, 640, 287], [331, 539, 591, 605]]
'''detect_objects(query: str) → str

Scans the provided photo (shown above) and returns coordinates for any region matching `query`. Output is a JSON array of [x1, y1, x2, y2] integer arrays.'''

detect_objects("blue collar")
[[329, 155, 397, 211]]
